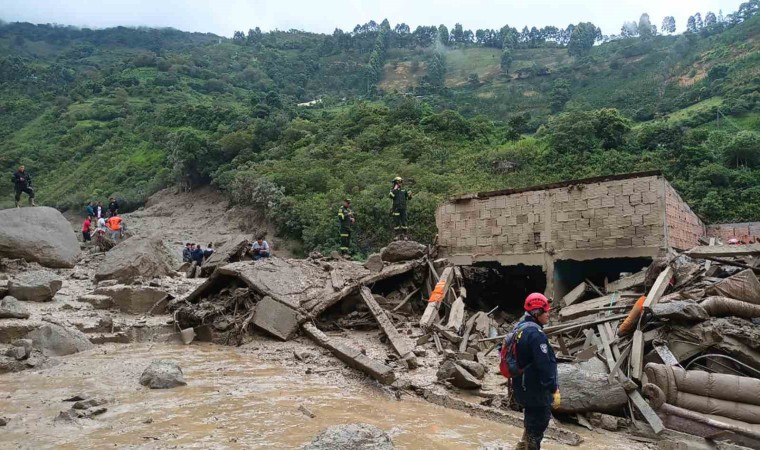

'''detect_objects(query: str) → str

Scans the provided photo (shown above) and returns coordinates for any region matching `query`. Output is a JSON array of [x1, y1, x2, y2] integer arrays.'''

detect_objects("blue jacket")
[[513, 313, 558, 408], [191, 248, 204, 263]]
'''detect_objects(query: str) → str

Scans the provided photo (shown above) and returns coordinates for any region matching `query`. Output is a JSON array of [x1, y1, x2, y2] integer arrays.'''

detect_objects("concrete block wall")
[[664, 183, 705, 251], [436, 174, 668, 260], [706, 222, 760, 244]]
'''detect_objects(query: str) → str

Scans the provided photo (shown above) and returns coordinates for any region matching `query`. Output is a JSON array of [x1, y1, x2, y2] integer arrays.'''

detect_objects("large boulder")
[[25, 323, 94, 356], [139, 360, 186, 389], [0, 207, 79, 268], [94, 236, 175, 283], [93, 285, 168, 314], [302, 423, 395, 450], [380, 241, 426, 263], [8, 271, 63, 302], [436, 359, 483, 389], [0, 296, 30, 319]]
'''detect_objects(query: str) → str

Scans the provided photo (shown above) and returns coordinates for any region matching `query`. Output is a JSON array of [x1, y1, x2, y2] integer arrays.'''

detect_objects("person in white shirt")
[[250, 237, 270, 261]]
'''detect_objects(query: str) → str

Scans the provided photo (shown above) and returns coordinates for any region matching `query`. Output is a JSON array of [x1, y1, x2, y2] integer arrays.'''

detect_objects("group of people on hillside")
[[182, 243, 214, 265], [337, 176, 413, 257], [82, 197, 123, 243]]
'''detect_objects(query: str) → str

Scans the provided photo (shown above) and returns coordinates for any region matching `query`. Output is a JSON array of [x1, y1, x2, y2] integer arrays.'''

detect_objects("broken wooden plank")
[[360, 287, 416, 365], [559, 295, 634, 321], [652, 342, 680, 366], [642, 266, 673, 311], [302, 322, 395, 385], [432, 332, 443, 354], [391, 287, 420, 312], [420, 267, 454, 329], [606, 270, 647, 293], [585, 279, 605, 297], [628, 390, 664, 435], [686, 243, 760, 258], [603, 322, 621, 360], [596, 323, 616, 373], [630, 329, 645, 380], [427, 259, 440, 284], [562, 282, 587, 307], [459, 312, 481, 353], [544, 314, 629, 336], [607, 343, 632, 384], [445, 295, 466, 331]]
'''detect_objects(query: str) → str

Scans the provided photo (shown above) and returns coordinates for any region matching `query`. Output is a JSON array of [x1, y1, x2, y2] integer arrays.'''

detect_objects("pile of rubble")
[[519, 243, 760, 447]]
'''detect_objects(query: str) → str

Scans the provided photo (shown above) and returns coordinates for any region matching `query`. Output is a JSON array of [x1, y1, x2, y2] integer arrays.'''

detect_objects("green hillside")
[[0, 7, 758, 255]]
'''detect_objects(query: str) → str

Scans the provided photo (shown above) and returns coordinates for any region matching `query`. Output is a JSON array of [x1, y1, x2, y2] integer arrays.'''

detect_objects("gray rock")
[[364, 253, 384, 272], [25, 323, 94, 356], [436, 359, 482, 389], [76, 294, 114, 310], [73, 397, 107, 410], [0, 416, 8, 426], [456, 360, 486, 380], [0, 296, 30, 319], [139, 360, 186, 389], [7, 271, 63, 302], [94, 236, 175, 284], [302, 423, 395, 450], [380, 241, 426, 263], [93, 285, 168, 314], [11, 339, 33, 354], [0, 207, 80, 268]]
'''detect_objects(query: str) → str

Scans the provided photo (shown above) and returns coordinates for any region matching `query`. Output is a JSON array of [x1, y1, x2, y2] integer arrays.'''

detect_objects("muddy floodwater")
[[0, 344, 640, 449]]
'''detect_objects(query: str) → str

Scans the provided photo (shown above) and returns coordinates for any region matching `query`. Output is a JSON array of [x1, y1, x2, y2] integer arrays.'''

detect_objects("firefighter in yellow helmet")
[[337, 198, 355, 256]]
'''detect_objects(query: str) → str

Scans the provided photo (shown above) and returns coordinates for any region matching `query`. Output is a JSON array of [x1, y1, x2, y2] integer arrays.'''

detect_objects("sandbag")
[[706, 270, 760, 305], [645, 363, 760, 407], [701, 296, 760, 319]]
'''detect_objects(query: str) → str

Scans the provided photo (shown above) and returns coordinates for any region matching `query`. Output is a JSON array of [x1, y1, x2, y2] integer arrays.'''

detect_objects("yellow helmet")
[[393, 176, 403, 182]]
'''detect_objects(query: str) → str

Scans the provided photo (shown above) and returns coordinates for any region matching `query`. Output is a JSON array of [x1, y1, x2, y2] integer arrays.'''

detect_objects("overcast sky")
[[0, 0, 744, 37]]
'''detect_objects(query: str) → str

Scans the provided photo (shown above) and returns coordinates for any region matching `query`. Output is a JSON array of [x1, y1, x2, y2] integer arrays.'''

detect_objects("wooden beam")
[[459, 312, 481, 353], [420, 267, 453, 329], [652, 342, 680, 366], [607, 343, 632, 384], [606, 270, 646, 293], [686, 243, 760, 258], [360, 287, 416, 362], [628, 390, 664, 435], [544, 314, 629, 336], [597, 323, 616, 372], [445, 295, 466, 331], [392, 287, 420, 312], [585, 279, 605, 297], [562, 282, 587, 307], [642, 266, 673, 311], [559, 294, 634, 321], [603, 322, 621, 360], [630, 329, 645, 380]]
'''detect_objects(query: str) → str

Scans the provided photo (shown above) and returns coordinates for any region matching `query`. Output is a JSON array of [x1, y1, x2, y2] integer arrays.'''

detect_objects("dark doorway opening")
[[461, 263, 547, 321], [554, 257, 652, 300]]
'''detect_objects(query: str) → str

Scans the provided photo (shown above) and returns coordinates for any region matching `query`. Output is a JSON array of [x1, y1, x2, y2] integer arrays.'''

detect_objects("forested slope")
[[0, 4, 758, 255]]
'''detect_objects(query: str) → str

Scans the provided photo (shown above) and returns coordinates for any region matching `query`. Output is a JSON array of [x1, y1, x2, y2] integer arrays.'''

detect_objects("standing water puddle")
[[0, 344, 638, 449]]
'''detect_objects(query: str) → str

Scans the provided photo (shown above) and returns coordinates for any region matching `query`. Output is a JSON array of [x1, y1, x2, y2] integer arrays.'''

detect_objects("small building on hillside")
[[435, 171, 708, 308]]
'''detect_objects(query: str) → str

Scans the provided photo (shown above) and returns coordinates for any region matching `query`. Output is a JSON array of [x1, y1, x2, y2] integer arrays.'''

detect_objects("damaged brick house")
[[435, 171, 753, 312]]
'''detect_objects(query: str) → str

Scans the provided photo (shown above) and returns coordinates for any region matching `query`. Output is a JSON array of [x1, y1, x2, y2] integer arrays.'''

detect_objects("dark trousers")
[[82, 231, 91, 242], [15, 186, 34, 202], [523, 404, 551, 449], [339, 229, 351, 253], [392, 209, 408, 232]]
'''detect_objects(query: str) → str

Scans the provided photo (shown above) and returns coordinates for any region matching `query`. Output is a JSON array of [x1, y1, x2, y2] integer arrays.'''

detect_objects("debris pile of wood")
[[539, 243, 760, 446]]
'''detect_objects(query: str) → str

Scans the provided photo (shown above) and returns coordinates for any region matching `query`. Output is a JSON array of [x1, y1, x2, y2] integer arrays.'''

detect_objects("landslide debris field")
[[1, 192, 759, 449]]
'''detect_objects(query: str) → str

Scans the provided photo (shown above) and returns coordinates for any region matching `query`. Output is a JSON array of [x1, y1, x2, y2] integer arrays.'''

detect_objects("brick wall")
[[706, 222, 760, 244], [436, 174, 667, 258], [664, 183, 705, 251]]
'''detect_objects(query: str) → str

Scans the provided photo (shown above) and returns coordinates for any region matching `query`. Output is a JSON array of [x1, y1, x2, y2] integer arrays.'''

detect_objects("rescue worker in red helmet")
[[512, 292, 560, 450]]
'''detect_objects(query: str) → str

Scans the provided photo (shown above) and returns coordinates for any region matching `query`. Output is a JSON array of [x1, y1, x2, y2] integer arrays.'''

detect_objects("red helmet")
[[524, 293, 550, 313]]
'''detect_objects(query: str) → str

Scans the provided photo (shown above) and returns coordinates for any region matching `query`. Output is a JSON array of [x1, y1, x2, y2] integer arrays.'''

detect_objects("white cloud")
[[0, 0, 743, 36]]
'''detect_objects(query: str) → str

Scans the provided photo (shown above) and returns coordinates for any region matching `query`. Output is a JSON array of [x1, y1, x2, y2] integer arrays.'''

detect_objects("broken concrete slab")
[[686, 244, 760, 259], [199, 235, 250, 277], [0, 296, 30, 319], [607, 269, 646, 293], [252, 296, 300, 341], [302, 322, 395, 385], [93, 285, 168, 314], [359, 287, 416, 366], [8, 271, 63, 302], [436, 359, 482, 389]]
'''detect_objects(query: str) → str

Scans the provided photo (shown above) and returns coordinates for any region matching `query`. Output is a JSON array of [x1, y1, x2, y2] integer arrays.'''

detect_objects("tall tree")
[[704, 12, 717, 27], [550, 79, 571, 112], [661, 16, 676, 34], [451, 23, 464, 44], [686, 16, 697, 33], [638, 13, 655, 37], [500, 48, 513, 73], [694, 12, 703, 29], [438, 24, 449, 46], [621, 21, 639, 38], [567, 22, 600, 56]]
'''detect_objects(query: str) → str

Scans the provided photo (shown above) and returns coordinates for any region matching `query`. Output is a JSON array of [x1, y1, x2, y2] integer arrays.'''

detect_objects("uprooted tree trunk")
[[555, 363, 630, 414]]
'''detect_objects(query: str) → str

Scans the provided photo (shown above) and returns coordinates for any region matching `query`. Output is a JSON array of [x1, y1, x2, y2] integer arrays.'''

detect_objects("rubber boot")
[[15, 201, 20, 208], [525, 433, 542, 450], [29, 198, 35, 207], [514, 430, 528, 450]]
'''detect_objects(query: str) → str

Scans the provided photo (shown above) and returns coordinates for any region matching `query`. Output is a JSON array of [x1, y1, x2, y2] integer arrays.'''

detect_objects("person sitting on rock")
[[11, 164, 35, 208], [250, 237, 271, 261], [182, 243, 193, 263]]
